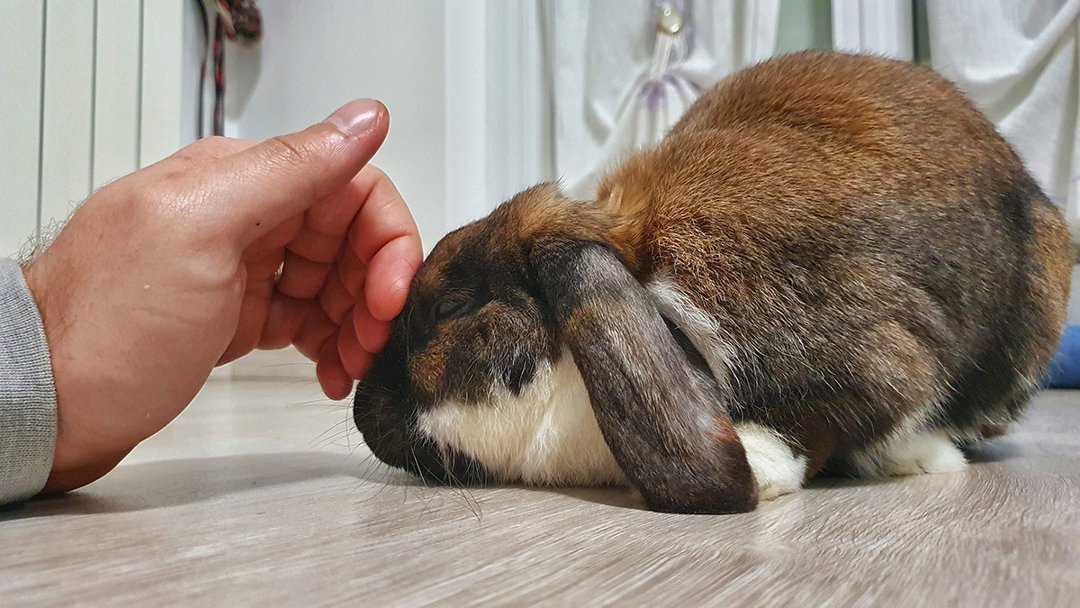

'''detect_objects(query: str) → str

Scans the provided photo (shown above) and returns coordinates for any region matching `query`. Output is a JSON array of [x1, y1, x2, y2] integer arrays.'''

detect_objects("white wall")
[[220, 0, 448, 251], [0, 0, 192, 260], [0, 1, 44, 259]]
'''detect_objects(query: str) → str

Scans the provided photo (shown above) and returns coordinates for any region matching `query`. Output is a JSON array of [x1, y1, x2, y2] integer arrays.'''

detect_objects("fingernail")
[[325, 99, 384, 137]]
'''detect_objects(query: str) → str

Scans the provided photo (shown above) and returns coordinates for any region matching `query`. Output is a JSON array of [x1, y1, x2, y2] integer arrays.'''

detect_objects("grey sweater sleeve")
[[0, 258, 56, 504]]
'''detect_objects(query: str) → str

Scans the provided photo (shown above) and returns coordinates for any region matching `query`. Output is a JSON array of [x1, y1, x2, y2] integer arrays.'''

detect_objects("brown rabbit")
[[353, 51, 1073, 514]]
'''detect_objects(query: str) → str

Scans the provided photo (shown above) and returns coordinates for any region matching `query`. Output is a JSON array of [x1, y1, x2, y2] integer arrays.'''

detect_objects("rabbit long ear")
[[533, 241, 757, 514]]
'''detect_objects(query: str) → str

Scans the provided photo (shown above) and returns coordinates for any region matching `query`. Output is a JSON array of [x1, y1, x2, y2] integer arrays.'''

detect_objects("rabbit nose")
[[352, 382, 402, 435], [353, 389, 414, 467], [353, 380, 386, 409]]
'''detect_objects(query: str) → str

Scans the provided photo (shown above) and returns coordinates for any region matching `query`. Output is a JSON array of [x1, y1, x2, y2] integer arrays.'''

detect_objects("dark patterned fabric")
[[194, 0, 263, 137]]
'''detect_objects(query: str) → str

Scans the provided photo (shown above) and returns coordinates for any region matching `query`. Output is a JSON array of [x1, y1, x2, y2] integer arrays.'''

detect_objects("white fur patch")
[[417, 351, 626, 486], [735, 422, 808, 500], [646, 277, 739, 398], [850, 430, 967, 478]]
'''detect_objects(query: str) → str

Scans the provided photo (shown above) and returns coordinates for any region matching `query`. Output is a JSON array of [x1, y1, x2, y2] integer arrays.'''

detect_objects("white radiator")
[[0, 0, 192, 258]]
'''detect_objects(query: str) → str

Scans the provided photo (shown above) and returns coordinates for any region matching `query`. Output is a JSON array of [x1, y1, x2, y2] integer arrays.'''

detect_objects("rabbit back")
[[598, 51, 1072, 478]]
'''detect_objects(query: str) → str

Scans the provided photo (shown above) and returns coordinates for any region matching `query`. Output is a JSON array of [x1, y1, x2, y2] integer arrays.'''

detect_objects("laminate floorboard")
[[2, 380, 1078, 607]]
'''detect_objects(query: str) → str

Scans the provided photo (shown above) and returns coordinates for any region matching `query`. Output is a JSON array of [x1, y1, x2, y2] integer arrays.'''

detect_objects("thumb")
[[211, 99, 389, 247]]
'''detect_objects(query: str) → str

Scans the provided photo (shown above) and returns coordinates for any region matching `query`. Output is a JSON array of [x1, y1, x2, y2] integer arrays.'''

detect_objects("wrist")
[[22, 259, 136, 492]]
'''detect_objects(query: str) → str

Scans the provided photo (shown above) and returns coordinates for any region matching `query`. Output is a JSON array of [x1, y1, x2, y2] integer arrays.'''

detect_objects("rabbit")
[[353, 51, 1073, 514]]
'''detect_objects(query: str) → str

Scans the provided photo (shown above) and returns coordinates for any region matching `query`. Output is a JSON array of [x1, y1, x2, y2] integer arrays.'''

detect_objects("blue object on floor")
[[1047, 325, 1080, 388]]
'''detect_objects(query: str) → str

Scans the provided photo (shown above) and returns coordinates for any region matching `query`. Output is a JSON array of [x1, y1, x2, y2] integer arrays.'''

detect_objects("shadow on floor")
[[1, 438, 1026, 521], [0, 451, 419, 520], [962, 438, 1021, 464]]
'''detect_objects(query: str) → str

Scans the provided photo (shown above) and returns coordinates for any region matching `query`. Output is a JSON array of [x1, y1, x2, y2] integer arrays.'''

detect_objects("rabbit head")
[[353, 184, 757, 514]]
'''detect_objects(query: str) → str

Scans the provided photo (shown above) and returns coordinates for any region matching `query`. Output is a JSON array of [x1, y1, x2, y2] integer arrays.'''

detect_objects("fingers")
[[344, 168, 422, 321], [317, 342, 354, 400], [275, 168, 380, 301], [364, 237, 420, 322], [318, 269, 354, 325], [277, 165, 420, 311], [277, 250, 332, 299], [304, 167, 419, 391], [207, 101, 422, 394], [336, 309, 375, 379], [352, 302, 392, 354], [211, 99, 389, 248], [345, 166, 422, 269], [257, 293, 337, 361]]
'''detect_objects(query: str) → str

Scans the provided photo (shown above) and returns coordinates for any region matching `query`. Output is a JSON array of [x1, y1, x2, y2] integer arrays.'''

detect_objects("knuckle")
[[267, 135, 310, 165], [121, 171, 206, 239], [125, 180, 163, 211], [204, 134, 231, 147], [176, 135, 235, 160], [265, 135, 321, 201]]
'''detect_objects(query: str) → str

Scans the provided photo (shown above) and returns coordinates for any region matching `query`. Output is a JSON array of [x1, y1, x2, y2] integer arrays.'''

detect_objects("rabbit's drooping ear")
[[534, 241, 757, 514]]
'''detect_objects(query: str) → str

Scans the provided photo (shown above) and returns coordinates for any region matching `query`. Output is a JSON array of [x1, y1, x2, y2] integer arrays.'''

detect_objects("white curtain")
[[546, 0, 781, 198], [829, 0, 913, 60], [926, 0, 1080, 238]]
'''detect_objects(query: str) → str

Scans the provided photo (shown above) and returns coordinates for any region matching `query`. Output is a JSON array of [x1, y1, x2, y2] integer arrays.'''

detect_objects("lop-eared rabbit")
[[354, 51, 1072, 514]]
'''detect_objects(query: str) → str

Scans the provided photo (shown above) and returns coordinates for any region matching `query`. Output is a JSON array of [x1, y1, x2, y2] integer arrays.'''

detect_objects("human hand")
[[21, 99, 422, 492]]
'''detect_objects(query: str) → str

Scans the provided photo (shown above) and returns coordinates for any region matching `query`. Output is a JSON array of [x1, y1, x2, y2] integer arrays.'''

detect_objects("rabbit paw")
[[852, 431, 967, 478], [735, 423, 808, 500]]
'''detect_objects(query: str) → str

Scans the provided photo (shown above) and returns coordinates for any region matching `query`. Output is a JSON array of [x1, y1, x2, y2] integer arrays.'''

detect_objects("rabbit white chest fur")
[[418, 349, 627, 487]]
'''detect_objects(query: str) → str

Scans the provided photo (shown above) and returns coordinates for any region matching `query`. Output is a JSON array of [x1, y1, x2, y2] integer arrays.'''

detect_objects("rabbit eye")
[[433, 298, 471, 321]]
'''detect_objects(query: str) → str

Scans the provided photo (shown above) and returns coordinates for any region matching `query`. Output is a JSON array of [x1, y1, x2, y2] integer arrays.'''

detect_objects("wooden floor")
[[2, 380, 1079, 607]]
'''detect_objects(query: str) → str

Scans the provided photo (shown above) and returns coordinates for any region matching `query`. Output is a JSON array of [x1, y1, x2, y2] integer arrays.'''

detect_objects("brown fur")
[[354, 51, 1072, 513], [588, 51, 1071, 466]]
